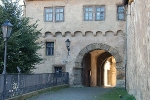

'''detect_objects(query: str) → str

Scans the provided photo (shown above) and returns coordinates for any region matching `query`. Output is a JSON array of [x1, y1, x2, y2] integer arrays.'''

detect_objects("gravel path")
[[27, 87, 112, 100]]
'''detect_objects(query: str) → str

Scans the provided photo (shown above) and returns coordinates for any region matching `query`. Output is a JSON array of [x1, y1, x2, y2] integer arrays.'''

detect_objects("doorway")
[[82, 50, 117, 87]]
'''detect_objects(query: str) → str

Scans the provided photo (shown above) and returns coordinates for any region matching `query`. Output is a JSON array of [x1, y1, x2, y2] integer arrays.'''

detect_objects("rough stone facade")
[[24, 0, 126, 86], [126, 0, 150, 100]]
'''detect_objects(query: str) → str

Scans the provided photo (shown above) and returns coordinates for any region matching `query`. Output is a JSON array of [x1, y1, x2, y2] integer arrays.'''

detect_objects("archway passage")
[[82, 50, 117, 87], [73, 43, 122, 87]]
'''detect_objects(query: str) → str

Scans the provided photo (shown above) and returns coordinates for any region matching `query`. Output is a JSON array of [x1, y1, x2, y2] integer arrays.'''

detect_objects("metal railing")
[[0, 72, 69, 100]]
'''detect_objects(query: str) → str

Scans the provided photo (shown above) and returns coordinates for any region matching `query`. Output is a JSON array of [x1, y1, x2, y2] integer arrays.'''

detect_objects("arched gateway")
[[73, 43, 123, 87]]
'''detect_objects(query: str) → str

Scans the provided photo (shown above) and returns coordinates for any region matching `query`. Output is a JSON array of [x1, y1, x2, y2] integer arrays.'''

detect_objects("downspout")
[[125, 3, 131, 90], [124, 5, 128, 90]]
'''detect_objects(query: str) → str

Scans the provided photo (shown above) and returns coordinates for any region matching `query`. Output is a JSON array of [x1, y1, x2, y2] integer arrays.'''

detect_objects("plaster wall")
[[126, 0, 150, 100], [90, 50, 105, 86], [25, 0, 126, 86]]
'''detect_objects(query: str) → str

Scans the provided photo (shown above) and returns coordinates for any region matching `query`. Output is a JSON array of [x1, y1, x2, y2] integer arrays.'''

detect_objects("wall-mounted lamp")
[[65, 39, 70, 56]]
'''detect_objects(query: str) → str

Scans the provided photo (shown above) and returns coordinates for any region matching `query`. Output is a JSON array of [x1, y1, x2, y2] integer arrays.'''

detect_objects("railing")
[[0, 72, 69, 100]]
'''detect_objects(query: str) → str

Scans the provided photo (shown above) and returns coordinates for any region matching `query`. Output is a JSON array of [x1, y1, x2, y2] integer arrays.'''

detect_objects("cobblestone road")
[[27, 87, 113, 100]]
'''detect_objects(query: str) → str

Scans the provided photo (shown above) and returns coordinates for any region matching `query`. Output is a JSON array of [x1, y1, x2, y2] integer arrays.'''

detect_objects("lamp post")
[[2, 20, 13, 99], [2, 20, 13, 74], [65, 39, 70, 56]]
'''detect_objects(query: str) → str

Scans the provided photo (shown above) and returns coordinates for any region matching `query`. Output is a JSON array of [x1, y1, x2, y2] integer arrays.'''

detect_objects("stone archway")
[[73, 43, 123, 86]]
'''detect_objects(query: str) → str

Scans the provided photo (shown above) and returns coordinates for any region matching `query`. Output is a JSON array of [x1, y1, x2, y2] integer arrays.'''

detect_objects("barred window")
[[117, 6, 125, 20], [46, 42, 54, 56]]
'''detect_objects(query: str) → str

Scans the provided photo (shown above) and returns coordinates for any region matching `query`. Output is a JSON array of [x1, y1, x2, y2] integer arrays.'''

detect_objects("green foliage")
[[0, 0, 42, 73], [97, 88, 136, 100]]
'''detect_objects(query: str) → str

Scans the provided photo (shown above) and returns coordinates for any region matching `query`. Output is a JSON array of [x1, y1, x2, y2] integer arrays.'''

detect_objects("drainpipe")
[[125, 3, 131, 90]]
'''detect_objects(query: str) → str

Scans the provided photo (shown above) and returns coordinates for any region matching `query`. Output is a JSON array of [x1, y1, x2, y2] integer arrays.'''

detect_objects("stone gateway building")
[[24, 0, 126, 87]]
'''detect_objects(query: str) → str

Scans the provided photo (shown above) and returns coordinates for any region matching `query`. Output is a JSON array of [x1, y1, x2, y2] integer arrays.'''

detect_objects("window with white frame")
[[55, 7, 64, 22], [46, 42, 54, 56], [95, 6, 105, 21], [117, 6, 125, 20], [84, 7, 93, 21], [84, 6, 105, 21], [44, 7, 64, 22], [44, 7, 53, 22]]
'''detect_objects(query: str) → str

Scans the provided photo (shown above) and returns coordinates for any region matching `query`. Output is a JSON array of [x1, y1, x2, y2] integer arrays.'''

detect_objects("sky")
[[0, 0, 24, 5], [13, 0, 24, 5]]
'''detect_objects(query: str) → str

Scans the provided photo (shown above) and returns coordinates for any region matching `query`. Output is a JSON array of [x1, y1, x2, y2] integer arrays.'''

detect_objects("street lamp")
[[2, 20, 13, 74], [2, 20, 13, 99], [65, 39, 70, 56]]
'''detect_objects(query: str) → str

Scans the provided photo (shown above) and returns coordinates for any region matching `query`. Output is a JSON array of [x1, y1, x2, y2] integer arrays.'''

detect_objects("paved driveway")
[[27, 87, 113, 100]]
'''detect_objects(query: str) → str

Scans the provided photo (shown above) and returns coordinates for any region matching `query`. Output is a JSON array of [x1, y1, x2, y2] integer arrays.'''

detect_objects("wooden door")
[[82, 53, 91, 87]]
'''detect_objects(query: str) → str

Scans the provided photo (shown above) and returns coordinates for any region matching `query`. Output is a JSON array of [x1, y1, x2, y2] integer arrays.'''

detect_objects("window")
[[84, 6, 105, 21], [84, 7, 93, 21], [53, 64, 65, 73], [46, 42, 54, 56], [44, 7, 64, 22], [55, 7, 64, 22], [95, 6, 105, 21], [55, 67, 62, 73], [44, 8, 53, 21], [55, 67, 62, 77], [117, 6, 125, 20]]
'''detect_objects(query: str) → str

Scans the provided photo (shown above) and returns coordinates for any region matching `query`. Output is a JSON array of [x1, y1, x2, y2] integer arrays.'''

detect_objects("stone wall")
[[25, 0, 126, 86], [126, 0, 150, 100]]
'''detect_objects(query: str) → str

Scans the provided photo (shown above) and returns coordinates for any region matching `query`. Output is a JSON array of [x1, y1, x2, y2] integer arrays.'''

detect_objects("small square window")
[[55, 67, 62, 73], [55, 67, 62, 77]]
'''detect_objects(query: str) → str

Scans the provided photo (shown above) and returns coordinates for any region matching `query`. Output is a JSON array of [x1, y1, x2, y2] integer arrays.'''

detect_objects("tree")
[[0, 0, 42, 73]]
